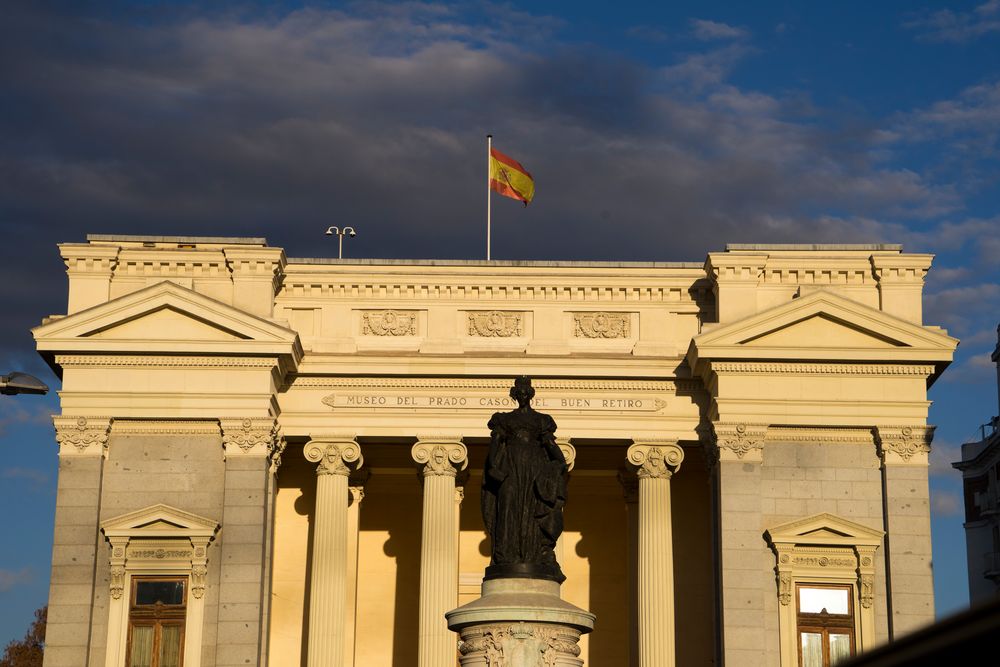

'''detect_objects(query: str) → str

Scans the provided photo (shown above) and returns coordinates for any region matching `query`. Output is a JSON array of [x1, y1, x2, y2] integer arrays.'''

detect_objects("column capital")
[[556, 437, 576, 472], [711, 422, 768, 463], [305, 437, 363, 476], [627, 439, 684, 479], [874, 424, 934, 465], [53, 415, 112, 457], [220, 417, 281, 459], [412, 437, 467, 477]]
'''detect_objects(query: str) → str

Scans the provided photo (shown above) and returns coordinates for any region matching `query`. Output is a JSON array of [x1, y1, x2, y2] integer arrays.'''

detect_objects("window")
[[126, 577, 186, 667], [796, 584, 855, 667]]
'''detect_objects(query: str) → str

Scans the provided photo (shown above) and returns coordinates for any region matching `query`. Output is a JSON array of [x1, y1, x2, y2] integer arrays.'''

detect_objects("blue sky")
[[2, 0, 999, 646]]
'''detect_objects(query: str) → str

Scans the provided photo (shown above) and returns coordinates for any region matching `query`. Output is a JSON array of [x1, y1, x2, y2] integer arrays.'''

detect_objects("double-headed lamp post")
[[325, 226, 357, 259], [1, 372, 48, 396]]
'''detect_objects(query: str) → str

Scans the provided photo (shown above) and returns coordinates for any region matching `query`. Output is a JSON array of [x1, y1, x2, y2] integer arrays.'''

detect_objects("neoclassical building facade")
[[34, 235, 957, 667]]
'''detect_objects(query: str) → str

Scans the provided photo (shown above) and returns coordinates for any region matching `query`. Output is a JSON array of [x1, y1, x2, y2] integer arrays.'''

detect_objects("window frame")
[[125, 576, 188, 667], [795, 583, 856, 667]]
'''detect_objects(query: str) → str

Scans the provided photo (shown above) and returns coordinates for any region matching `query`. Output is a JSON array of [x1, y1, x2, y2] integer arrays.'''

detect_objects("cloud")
[[904, 1, 1000, 42], [930, 490, 962, 517], [941, 353, 997, 384], [0, 399, 53, 438], [924, 282, 1000, 335], [1, 467, 48, 487], [929, 440, 964, 477], [690, 19, 748, 41], [0, 568, 32, 593]]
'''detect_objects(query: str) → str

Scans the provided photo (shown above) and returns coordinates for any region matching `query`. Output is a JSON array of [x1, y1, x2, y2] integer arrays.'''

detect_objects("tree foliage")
[[0, 606, 45, 667]]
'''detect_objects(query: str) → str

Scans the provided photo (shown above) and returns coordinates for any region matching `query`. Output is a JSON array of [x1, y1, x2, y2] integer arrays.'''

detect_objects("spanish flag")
[[489, 147, 535, 206]]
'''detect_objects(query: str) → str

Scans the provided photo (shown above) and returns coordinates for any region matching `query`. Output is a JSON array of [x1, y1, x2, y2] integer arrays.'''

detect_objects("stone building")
[[33, 235, 958, 667], [953, 325, 1000, 604]]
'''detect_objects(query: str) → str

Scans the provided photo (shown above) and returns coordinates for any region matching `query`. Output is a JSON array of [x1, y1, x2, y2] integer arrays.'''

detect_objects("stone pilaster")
[[304, 437, 363, 667], [412, 437, 468, 667], [44, 416, 111, 667], [627, 439, 684, 667], [875, 425, 936, 636], [216, 418, 281, 667]]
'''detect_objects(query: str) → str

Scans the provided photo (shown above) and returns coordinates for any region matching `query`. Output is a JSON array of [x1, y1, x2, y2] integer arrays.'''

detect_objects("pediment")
[[33, 280, 302, 359], [765, 513, 883, 548], [687, 290, 957, 371], [101, 504, 220, 539]]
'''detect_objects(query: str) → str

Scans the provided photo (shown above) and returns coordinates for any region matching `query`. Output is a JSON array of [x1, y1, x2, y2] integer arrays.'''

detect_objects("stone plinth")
[[446, 578, 595, 666]]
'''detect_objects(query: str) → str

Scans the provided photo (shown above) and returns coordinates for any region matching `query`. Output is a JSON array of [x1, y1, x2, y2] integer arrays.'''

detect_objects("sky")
[[2, 0, 1000, 647]]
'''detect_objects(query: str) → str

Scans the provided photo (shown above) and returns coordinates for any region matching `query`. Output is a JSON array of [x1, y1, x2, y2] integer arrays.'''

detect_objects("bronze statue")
[[481, 376, 567, 582]]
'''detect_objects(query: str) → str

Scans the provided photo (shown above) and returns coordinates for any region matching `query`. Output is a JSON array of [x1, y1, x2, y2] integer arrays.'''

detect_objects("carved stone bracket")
[[627, 440, 684, 479], [411, 438, 468, 478], [874, 425, 934, 465], [711, 422, 768, 463], [304, 437, 363, 476], [53, 416, 112, 457], [468, 311, 523, 337]]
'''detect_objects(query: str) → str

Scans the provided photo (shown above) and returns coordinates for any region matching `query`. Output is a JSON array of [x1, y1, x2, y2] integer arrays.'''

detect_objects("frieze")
[[322, 392, 667, 413], [573, 312, 631, 339], [55, 355, 278, 368], [792, 556, 855, 568], [361, 310, 417, 336], [712, 362, 935, 376], [127, 548, 194, 560], [458, 622, 582, 667], [467, 310, 524, 337], [294, 376, 693, 392]]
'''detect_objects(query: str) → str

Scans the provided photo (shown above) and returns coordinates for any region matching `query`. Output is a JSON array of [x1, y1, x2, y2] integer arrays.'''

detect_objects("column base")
[[446, 578, 595, 666]]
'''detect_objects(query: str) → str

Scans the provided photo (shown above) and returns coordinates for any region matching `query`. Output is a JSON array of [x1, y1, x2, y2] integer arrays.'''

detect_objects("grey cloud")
[[903, 1, 1000, 43], [0, 3, 985, 363], [930, 490, 962, 517], [690, 19, 748, 41], [0, 568, 32, 594]]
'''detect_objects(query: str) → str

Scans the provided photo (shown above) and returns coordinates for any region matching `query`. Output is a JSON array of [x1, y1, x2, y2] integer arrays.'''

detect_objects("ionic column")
[[627, 439, 684, 667], [304, 437, 363, 667], [412, 437, 468, 667]]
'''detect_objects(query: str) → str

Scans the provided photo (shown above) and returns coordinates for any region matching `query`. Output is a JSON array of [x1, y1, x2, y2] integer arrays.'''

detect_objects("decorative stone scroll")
[[468, 311, 523, 337], [573, 312, 630, 339], [875, 425, 935, 464], [362, 309, 417, 336], [53, 416, 112, 456], [304, 437, 363, 476], [711, 422, 768, 463], [411, 438, 468, 477]]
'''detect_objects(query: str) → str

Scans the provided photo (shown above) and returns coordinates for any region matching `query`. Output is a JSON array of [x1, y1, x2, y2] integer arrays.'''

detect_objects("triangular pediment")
[[101, 504, 220, 539], [687, 290, 957, 373], [765, 512, 883, 548], [33, 281, 302, 360]]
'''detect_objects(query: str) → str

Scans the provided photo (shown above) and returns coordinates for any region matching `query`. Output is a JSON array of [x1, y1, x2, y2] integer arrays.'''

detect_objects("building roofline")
[[724, 243, 903, 252], [86, 234, 268, 245], [287, 258, 706, 269]]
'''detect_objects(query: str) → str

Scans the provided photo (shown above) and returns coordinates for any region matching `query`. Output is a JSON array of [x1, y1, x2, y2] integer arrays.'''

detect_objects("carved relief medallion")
[[573, 312, 630, 339], [362, 310, 417, 336], [468, 311, 523, 337]]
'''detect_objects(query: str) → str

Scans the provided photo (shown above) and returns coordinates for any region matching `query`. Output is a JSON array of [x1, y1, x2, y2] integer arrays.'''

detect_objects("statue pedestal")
[[446, 578, 596, 666]]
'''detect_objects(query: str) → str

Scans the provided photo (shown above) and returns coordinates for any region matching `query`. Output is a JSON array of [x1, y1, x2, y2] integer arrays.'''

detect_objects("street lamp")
[[325, 226, 357, 259], [1, 372, 49, 396]]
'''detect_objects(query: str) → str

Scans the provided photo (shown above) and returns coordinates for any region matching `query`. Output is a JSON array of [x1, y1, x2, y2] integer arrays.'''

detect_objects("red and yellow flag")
[[489, 148, 535, 206]]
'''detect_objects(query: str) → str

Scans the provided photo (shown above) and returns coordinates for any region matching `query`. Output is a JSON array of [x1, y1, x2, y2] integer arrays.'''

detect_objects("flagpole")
[[487, 134, 492, 261]]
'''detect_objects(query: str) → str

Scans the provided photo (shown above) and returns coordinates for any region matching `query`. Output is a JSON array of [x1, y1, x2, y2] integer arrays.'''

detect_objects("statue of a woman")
[[481, 376, 567, 582]]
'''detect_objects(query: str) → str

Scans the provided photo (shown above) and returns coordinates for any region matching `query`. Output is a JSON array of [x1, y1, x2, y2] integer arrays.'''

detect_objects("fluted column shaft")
[[304, 439, 363, 667], [412, 438, 468, 667], [628, 441, 684, 667]]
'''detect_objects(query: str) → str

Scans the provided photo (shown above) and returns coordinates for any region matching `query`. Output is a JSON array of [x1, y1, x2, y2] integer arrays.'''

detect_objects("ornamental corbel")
[[304, 437, 363, 476], [711, 422, 768, 463], [190, 537, 211, 600], [874, 425, 934, 465], [108, 537, 128, 600], [53, 416, 112, 457], [220, 418, 279, 459], [627, 439, 684, 480], [774, 547, 794, 606], [412, 437, 468, 478]]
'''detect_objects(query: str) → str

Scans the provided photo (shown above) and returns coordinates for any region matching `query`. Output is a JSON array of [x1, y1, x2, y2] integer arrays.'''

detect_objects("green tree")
[[0, 606, 46, 667]]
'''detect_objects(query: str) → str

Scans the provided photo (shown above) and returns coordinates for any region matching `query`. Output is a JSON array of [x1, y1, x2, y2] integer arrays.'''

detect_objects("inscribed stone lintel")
[[322, 391, 667, 412]]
